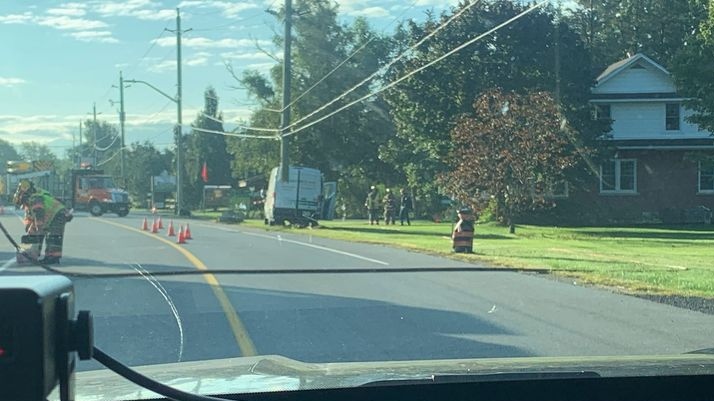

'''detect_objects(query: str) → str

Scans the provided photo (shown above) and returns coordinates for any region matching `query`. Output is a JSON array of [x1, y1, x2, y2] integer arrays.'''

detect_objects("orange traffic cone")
[[184, 224, 192, 240], [177, 225, 186, 244], [167, 220, 176, 237], [158, 216, 164, 229], [141, 217, 149, 231], [151, 219, 159, 234]]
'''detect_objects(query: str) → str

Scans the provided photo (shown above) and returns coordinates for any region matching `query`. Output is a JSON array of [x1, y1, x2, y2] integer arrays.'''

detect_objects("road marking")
[[130, 263, 185, 362], [94, 218, 258, 357], [196, 224, 390, 266]]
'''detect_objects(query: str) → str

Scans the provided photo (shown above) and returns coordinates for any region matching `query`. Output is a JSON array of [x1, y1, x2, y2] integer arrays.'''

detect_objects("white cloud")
[[350, 6, 390, 17], [36, 15, 108, 30], [0, 12, 34, 24], [0, 77, 27, 87], [154, 36, 271, 49], [245, 62, 275, 72], [178, 1, 259, 18], [220, 51, 276, 61], [67, 30, 119, 43], [185, 52, 211, 66], [414, 0, 460, 5], [147, 59, 176, 73], [46, 3, 88, 17], [92, 0, 174, 20]]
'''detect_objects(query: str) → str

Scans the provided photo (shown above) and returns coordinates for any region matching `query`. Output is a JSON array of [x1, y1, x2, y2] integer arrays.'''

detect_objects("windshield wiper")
[[362, 371, 601, 387]]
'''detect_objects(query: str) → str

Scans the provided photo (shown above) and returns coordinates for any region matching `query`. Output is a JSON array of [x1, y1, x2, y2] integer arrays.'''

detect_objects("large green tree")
[[232, 0, 399, 214], [670, 3, 714, 133], [382, 0, 605, 215], [566, 0, 707, 70], [18, 142, 58, 163], [183, 87, 233, 209], [122, 142, 174, 205]]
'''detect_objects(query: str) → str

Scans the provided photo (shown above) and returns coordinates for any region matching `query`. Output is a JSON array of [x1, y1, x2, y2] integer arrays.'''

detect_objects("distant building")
[[568, 54, 714, 223]]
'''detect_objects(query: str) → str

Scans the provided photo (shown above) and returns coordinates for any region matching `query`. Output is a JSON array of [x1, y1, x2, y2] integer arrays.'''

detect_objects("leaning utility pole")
[[166, 7, 189, 214], [279, 0, 293, 182], [119, 71, 126, 180]]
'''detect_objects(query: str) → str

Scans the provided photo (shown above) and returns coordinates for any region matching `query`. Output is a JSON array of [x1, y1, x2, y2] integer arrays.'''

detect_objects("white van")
[[264, 166, 322, 226]]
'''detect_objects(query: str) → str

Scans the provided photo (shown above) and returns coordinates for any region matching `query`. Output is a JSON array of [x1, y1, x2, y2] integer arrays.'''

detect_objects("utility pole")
[[279, 0, 293, 182], [166, 7, 190, 215], [119, 71, 126, 180], [79, 121, 82, 167], [92, 102, 98, 165]]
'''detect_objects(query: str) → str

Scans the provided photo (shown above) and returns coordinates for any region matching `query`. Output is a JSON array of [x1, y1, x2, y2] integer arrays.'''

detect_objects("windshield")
[[82, 177, 115, 189], [2, 0, 714, 398]]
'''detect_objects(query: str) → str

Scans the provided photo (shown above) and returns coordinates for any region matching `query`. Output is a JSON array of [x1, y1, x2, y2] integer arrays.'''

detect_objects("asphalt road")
[[1, 208, 714, 372]]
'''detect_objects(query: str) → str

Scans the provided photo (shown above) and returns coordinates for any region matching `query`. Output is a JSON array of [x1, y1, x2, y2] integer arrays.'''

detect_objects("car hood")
[[58, 353, 714, 400]]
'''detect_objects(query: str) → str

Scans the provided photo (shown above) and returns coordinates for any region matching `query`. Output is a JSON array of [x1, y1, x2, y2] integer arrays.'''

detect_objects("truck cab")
[[71, 169, 130, 217]]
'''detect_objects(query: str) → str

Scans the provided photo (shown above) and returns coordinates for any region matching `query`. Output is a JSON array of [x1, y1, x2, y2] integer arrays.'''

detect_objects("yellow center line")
[[93, 218, 257, 357]]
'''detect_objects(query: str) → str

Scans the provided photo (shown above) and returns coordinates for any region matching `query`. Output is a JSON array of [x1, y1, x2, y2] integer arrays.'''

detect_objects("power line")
[[185, 125, 278, 139], [282, 0, 482, 132], [281, 0, 421, 113], [208, 0, 479, 135], [284, 1, 549, 138]]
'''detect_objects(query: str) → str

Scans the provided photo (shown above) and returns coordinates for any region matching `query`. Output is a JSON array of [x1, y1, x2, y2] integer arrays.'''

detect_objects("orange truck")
[[69, 169, 130, 217]]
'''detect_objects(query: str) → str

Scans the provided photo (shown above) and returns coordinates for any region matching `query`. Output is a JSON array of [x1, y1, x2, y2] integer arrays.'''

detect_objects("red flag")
[[201, 162, 208, 183]]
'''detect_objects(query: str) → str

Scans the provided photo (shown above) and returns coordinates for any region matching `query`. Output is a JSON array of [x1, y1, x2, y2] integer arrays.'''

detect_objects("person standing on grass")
[[365, 186, 380, 225], [399, 188, 413, 226]]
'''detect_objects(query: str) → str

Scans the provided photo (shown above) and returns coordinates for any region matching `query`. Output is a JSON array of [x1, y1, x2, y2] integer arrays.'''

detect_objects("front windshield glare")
[[2, 0, 714, 398]]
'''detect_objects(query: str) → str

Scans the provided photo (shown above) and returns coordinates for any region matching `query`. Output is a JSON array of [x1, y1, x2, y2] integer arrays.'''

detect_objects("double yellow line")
[[95, 218, 257, 357]]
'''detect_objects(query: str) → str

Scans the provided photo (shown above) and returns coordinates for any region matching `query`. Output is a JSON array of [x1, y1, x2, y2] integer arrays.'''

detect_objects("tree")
[[232, 0, 400, 215], [566, 0, 707, 70], [382, 0, 602, 216], [670, 4, 714, 133], [0, 139, 20, 168], [183, 87, 233, 209], [122, 142, 174, 205], [442, 89, 584, 233], [18, 142, 58, 163]]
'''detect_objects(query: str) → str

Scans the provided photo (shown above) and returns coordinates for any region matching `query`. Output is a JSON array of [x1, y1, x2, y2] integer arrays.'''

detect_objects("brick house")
[[564, 54, 714, 224]]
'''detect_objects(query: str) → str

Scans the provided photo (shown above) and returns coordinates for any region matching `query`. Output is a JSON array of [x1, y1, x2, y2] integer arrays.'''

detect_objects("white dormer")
[[591, 54, 712, 142]]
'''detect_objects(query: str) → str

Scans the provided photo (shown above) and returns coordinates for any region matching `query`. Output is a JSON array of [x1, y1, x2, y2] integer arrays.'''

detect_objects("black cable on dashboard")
[[92, 346, 244, 401]]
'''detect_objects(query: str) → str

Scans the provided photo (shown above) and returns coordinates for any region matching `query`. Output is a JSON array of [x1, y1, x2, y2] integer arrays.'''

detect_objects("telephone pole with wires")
[[279, 0, 293, 182], [110, 71, 128, 181], [166, 7, 192, 214]]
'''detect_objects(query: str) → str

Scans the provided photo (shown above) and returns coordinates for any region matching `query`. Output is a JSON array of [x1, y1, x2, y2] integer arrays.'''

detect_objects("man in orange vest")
[[452, 208, 475, 253], [13, 180, 69, 264]]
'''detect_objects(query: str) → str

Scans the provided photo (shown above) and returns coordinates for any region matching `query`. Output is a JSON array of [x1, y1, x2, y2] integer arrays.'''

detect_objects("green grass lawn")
[[239, 219, 714, 298]]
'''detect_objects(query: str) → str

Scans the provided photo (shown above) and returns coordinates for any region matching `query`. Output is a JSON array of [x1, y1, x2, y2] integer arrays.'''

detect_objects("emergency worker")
[[452, 207, 475, 253], [13, 180, 69, 264], [365, 186, 380, 225]]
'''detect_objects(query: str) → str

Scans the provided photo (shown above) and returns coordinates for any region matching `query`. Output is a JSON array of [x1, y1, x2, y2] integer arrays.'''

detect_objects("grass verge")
[[239, 219, 714, 298]]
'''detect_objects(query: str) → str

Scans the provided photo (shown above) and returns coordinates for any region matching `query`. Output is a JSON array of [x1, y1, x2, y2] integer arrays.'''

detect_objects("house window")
[[666, 103, 680, 131], [594, 104, 611, 121], [600, 159, 637, 193], [699, 161, 714, 193]]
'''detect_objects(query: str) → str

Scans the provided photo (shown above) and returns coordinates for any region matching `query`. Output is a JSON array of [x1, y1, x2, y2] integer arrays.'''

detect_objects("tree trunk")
[[509, 222, 515, 234]]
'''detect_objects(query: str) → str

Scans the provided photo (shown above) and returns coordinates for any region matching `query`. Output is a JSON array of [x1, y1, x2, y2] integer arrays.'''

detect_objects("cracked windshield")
[[2, 0, 714, 397]]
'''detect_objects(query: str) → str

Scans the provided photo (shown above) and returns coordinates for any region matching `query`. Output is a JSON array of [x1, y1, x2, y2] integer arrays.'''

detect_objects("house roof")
[[595, 53, 670, 86]]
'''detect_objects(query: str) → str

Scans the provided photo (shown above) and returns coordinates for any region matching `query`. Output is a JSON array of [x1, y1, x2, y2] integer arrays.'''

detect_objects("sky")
[[0, 0, 461, 157]]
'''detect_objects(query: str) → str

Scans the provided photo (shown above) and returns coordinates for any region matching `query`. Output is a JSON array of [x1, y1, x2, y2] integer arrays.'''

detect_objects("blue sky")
[[0, 0, 461, 156]]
